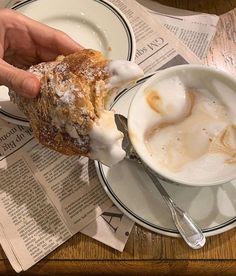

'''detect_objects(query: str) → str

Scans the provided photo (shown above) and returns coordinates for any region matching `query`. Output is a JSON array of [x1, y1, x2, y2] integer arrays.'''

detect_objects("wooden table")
[[2, 1, 236, 275]]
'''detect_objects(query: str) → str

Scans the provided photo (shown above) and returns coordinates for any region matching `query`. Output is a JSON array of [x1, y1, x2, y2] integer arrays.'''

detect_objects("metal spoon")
[[115, 114, 206, 249]]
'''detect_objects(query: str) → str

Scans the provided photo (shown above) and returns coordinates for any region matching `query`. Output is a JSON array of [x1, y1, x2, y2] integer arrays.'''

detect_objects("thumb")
[[0, 59, 40, 98]]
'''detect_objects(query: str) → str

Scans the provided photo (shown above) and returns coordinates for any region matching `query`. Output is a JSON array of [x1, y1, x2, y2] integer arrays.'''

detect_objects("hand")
[[0, 9, 83, 98]]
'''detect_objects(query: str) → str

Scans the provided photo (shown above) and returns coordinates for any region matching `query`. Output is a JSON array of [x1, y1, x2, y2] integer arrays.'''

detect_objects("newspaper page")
[[81, 205, 134, 251], [110, 0, 200, 73], [137, 0, 219, 59], [0, 0, 214, 272], [0, 120, 113, 271]]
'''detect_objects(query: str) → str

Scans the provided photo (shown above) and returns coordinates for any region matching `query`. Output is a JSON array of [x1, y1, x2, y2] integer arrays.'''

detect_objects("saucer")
[[0, 0, 136, 126], [95, 75, 236, 237]]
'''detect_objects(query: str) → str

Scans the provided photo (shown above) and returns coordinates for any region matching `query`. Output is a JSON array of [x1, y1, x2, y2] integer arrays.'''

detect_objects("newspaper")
[[137, 0, 219, 59], [81, 204, 134, 251], [0, 0, 216, 272]]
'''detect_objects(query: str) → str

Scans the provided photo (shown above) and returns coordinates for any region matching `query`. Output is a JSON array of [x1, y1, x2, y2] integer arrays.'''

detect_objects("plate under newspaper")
[[95, 74, 236, 238], [0, 0, 135, 126]]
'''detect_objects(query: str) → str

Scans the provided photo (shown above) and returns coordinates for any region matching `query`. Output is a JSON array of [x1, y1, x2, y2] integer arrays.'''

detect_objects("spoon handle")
[[143, 165, 206, 249]]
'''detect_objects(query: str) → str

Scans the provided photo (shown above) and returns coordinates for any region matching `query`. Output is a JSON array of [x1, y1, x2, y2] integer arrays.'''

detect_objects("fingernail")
[[22, 77, 39, 98]]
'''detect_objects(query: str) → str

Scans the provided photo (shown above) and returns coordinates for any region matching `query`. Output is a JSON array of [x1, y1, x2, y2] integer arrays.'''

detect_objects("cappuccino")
[[128, 65, 236, 185]]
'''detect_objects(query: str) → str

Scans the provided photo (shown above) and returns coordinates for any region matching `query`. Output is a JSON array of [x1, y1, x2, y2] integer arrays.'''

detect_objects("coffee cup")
[[128, 64, 236, 186]]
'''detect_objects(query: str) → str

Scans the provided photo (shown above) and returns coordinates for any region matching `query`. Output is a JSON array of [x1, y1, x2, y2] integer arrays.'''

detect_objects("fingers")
[[47, 30, 84, 55], [1, 8, 83, 63], [23, 14, 84, 56], [0, 59, 40, 98], [35, 45, 72, 62]]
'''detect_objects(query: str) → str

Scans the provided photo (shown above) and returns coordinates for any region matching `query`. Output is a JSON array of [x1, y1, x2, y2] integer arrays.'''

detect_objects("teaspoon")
[[115, 114, 206, 249]]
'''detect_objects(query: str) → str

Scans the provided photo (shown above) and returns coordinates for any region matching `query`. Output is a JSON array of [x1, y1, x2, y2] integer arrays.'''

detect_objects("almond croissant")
[[9, 49, 143, 166]]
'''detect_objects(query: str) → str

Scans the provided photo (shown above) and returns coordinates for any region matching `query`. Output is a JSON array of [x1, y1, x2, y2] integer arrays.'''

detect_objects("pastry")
[[9, 49, 143, 166]]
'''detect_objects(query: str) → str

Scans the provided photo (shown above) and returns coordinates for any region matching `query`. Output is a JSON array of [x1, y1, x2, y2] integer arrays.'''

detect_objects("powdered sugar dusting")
[[95, 80, 106, 95], [60, 90, 75, 104], [55, 62, 68, 74], [55, 83, 76, 105], [29, 62, 58, 79]]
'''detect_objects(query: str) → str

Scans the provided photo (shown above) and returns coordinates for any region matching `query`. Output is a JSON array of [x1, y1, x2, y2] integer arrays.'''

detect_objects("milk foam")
[[107, 60, 144, 90], [89, 110, 126, 166], [66, 60, 143, 166], [88, 60, 143, 166], [63, 107, 127, 167], [134, 71, 236, 184]]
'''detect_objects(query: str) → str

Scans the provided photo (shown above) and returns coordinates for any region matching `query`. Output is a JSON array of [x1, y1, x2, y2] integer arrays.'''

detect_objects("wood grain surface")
[[157, 0, 236, 15], [2, 1, 236, 275]]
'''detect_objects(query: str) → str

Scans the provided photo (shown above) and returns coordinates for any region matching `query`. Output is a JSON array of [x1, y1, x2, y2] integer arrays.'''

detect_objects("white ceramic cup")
[[128, 64, 236, 187]]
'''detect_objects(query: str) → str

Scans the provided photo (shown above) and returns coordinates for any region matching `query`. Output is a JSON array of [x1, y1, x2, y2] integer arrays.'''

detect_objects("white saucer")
[[95, 75, 236, 237], [0, 0, 136, 126]]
